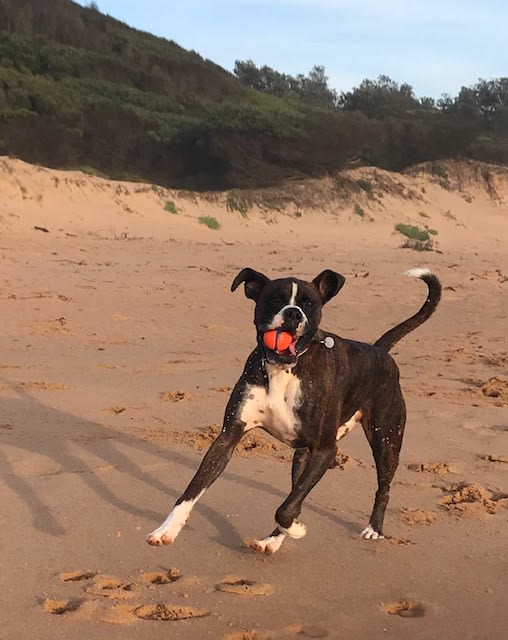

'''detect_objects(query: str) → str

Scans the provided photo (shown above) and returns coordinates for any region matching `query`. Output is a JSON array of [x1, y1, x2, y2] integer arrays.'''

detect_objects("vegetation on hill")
[[0, 0, 507, 189]]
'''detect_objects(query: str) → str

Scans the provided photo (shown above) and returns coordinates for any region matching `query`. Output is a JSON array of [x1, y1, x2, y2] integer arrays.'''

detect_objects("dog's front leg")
[[275, 445, 335, 539], [147, 421, 245, 546], [253, 448, 311, 555]]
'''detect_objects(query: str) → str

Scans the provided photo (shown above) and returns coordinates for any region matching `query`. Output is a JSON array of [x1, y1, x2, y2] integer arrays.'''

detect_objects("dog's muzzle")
[[260, 306, 310, 366]]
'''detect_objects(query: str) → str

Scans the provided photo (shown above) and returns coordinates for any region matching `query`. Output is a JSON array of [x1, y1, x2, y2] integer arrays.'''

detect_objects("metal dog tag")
[[323, 336, 334, 349]]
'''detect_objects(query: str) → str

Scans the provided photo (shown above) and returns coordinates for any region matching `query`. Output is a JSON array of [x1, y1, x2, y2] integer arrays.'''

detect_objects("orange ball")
[[263, 330, 293, 352]]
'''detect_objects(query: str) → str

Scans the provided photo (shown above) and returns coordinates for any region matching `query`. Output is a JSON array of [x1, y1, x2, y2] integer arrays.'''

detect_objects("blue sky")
[[75, 0, 507, 99]]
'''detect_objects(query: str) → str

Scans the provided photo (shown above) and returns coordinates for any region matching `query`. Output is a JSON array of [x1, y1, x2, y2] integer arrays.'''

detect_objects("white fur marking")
[[266, 281, 308, 334], [405, 267, 431, 278], [240, 366, 302, 444], [360, 524, 384, 540], [279, 519, 307, 539], [253, 532, 287, 554], [289, 281, 298, 306], [336, 410, 362, 441], [147, 490, 205, 545]]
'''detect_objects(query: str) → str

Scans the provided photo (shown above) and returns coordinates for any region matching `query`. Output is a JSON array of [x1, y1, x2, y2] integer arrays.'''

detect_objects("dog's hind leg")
[[252, 448, 311, 554], [361, 396, 406, 539], [147, 422, 245, 546]]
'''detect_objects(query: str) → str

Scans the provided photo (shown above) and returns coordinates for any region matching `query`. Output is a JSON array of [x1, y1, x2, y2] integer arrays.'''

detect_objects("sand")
[[0, 156, 507, 639]]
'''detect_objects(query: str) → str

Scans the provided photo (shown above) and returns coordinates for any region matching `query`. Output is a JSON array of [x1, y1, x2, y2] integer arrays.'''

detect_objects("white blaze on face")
[[289, 281, 298, 306], [266, 281, 308, 335]]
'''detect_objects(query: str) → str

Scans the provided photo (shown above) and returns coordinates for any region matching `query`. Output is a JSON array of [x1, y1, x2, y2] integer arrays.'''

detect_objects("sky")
[[75, 0, 507, 100]]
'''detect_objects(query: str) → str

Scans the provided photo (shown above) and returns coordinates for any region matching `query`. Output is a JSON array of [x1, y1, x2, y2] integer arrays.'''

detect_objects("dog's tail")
[[374, 268, 441, 353]]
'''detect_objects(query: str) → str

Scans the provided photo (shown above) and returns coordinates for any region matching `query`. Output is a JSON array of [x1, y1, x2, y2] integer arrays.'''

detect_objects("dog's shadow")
[[0, 382, 359, 547]]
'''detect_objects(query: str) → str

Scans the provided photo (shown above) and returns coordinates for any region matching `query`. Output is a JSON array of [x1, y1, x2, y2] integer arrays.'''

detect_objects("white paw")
[[279, 519, 307, 539], [147, 493, 203, 547], [146, 527, 176, 546], [146, 513, 184, 546], [251, 532, 287, 555], [360, 524, 385, 540]]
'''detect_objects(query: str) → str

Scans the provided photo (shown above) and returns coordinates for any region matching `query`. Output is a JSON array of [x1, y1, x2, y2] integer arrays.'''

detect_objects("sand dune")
[[0, 156, 506, 639]]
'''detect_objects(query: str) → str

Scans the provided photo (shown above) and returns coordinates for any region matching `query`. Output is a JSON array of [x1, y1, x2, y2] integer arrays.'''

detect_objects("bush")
[[357, 178, 374, 196], [354, 204, 365, 218], [199, 215, 220, 230], [395, 223, 431, 241], [164, 200, 178, 213]]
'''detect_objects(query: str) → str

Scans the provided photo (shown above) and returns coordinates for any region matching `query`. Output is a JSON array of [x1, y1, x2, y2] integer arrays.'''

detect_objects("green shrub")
[[294, 210, 303, 218], [164, 200, 178, 214], [354, 204, 365, 218], [199, 215, 220, 230], [395, 223, 431, 241], [357, 179, 374, 196]]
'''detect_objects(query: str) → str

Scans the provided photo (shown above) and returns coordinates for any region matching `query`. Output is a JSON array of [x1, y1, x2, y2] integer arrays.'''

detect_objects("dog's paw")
[[360, 524, 385, 540], [147, 494, 204, 547], [248, 532, 287, 555], [146, 530, 176, 546], [146, 515, 183, 546], [279, 519, 307, 539]]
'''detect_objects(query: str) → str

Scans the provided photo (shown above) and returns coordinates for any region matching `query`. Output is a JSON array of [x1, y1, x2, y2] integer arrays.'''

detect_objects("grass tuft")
[[164, 200, 178, 214], [354, 204, 365, 218], [199, 215, 220, 230]]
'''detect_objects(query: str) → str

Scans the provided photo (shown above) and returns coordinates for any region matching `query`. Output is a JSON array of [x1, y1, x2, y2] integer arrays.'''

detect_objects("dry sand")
[[0, 156, 507, 639]]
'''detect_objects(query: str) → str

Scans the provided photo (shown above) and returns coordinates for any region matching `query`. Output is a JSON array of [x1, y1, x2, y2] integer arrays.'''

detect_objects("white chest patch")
[[240, 365, 302, 444]]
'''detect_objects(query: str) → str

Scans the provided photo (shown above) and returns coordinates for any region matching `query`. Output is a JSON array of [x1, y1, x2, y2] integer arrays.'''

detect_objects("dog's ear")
[[312, 270, 345, 304], [231, 268, 270, 301]]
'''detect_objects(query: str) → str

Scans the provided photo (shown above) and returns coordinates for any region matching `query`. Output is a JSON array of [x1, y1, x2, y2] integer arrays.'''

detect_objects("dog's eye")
[[271, 296, 287, 308], [301, 299, 315, 309]]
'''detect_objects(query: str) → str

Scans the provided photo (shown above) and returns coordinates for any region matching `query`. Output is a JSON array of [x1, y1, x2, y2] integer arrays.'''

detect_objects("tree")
[[234, 60, 337, 109], [297, 65, 337, 108], [338, 75, 421, 117]]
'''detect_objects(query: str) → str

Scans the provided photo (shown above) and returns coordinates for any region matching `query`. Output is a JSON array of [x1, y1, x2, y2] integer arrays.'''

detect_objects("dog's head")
[[231, 268, 345, 366]]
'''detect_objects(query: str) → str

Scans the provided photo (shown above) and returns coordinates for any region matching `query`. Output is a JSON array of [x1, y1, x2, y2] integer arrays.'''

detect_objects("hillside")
[[1, 156, 507, 251], [0, 154, 507, 639], [0, 0, 506, 189]]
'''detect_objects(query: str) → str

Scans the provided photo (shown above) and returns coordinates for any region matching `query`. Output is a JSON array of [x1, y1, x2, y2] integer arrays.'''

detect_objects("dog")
[[147, 266, 441, 554]]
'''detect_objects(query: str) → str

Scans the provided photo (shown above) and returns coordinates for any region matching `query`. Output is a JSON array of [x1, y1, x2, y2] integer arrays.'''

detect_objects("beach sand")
[[0, 156, 507, 638]]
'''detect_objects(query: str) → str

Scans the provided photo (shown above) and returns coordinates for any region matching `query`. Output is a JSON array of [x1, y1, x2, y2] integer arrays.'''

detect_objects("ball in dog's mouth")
[[262, 329, 300, 363]]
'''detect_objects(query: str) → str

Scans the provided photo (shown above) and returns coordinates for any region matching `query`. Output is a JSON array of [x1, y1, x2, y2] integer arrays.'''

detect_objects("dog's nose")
[[283, 306, 303, 325]]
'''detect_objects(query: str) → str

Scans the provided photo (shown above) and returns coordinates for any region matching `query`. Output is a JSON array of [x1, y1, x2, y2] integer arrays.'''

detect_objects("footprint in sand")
[[134, 604, 209, 621], [85, 576, 136, 600], [216, 576, 274, 596], [17, 381, 70, 391], [160, 390, 192, 402], [140, 568, 181, 585], [407, 461, 454, 475], [59, 570, 97, 582], [481, 376, 508, 402], [46, 568, 210, 625], [43, 598, 82, 615], [382, 600, 426, 617], [438, 482, 508, 516], [480, 454, 508, 464]]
